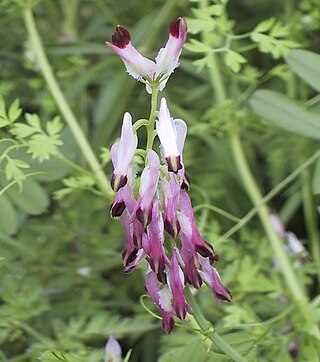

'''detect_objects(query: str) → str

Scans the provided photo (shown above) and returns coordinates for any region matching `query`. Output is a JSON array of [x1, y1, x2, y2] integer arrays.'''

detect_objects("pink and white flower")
[[110, 112, 137, 192], [156, 97, 187, 173], [106, 18, 187, 93]]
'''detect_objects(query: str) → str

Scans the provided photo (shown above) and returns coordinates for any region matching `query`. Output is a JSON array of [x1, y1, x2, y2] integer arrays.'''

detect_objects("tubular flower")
[[106, 18, 187, 93], [108, 21, 230, 333], [167, 248, 191, 320], [156, 98, 186, 173], [135, 150, 160, 228], [110, 112, 137, 192], [145, 267, 175, 334], [104, 334, 123, 362]]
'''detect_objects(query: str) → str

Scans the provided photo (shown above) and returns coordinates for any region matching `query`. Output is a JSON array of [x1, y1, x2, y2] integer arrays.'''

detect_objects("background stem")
[[23, 2, 113, 199]]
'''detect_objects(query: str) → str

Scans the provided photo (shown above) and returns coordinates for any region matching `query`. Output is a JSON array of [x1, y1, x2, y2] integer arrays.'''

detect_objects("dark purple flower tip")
[[181, 172, 191, 191], [111, 173, 127, 192], [169, 17, 187, 38], [186, 272, 202, 289], [122, 247, 138, 267], [110, 200, 126, 218], [112, 25, 131, 48], [162, 315, 175, 334], [164, 219, 180, 239], [157, 268, 167, 284], [216, 286, 232, 303], [195, 241, 219, 262], [174, 304, 188, 320], [136, 207, 152, 228], [166, 155, 183, 174], [149, 256, 167, 281]]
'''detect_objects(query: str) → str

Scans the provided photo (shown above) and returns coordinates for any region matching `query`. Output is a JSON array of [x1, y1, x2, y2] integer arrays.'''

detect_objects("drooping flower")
[[156, 97, 187, 173], [142, 200, 169, 283], [104, 334, 123, 362], [145, 266, 175, 334], [135, 150, 160, 227], [110, 112, 137, 192], [160, 173, 181, 238], [178, 190, 218, 262], [199, 256, 232, 302], [167, 248, 191, 320], [106, 18, 187, 93]]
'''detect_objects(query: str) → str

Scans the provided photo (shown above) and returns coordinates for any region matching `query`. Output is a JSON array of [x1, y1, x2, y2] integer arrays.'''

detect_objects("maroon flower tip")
[[186, 273, 202, 289], [195, 242, 214, 259], [162, 316, 175, 334], [164, 219, 180, 238], [169, 18, 185, 38], [111, 174, 127, 192], [112, 25, 131, 49], [217, 287, 232, 303], [110, 200, 126, 218], [136, 207, 152, 228], [122, 247, 138, 267], [181, 172, 191, 191], [166, 155, 183, 174]]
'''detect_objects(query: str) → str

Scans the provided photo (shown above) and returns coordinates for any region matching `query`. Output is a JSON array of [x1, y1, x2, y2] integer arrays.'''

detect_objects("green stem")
[[216, 149, 320, 244], [23, 2, 113, 199], [229, 128, 306, 303], [199, 0, 318, 329], [185, 288, 247, 362], [146, 85, 159, 151], [301, 170, 320, 286]]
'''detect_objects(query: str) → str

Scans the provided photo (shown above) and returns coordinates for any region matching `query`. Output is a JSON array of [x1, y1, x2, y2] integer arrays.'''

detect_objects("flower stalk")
[[185, 288, 247, 362]]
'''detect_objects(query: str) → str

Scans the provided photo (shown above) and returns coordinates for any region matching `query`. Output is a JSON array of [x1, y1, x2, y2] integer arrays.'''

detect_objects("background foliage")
[[1, 0, 320, 361]]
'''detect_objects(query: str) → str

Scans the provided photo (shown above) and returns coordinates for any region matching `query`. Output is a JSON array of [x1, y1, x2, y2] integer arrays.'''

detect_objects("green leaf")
[[159, 337, 207, 362], [249, 90, 320, 139], [40, 351, 85, 362], [224, 51, 247, 73], [5, 178, 49, 215], [25, 113, 41, 130], [27, 134, 63, 162], [11, 122, 38, 138], [46, 116, 64, 136], [5, 159, 26, 181], [186, 18, 215, 34], [8, 99, 22, 123], [286, 49, 320, 92], [0, 95, 9, 128], [253, 18, 275, 33], [184, 39, 212, 53], [0, 194, 17, 236]]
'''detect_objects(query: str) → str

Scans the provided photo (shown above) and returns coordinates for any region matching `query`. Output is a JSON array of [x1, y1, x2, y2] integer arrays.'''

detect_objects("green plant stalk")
[[23, 3, 113, 199], [228, 128, 306, 303], [216, 149, 320, 244], [199, 0, 318, 324], [301, 169, 320, 285], [146, 85, 159, 151], [185, 288, 247, 362]]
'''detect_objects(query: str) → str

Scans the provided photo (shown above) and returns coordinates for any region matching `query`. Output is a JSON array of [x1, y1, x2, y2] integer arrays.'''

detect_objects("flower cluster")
[[107, 18, 231, 334]]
